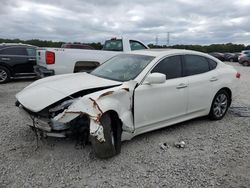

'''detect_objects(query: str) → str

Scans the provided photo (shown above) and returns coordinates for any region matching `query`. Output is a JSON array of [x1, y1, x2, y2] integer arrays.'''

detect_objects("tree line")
[[1, 38, 250, 53]]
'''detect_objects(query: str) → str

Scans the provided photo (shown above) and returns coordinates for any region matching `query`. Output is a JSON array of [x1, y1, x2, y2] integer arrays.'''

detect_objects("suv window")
[[0, 47, 27, 56], [129, 40, 147, 51], [151, 55, 182, 79], [26, 48, 36, 56], [184, 55, 210, 76], [207, 58, 217, 70]]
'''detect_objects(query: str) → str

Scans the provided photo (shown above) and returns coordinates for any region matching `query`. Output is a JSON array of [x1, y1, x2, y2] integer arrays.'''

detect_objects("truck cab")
[[35, 38, 149, 78]]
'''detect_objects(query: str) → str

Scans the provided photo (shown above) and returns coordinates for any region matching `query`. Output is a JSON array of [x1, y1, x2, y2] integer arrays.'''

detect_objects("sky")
[[0, 0, 250, 45]]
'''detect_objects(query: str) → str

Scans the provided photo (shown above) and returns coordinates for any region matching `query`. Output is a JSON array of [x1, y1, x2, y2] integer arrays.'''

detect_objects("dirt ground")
[[0, 63, 249, 188]]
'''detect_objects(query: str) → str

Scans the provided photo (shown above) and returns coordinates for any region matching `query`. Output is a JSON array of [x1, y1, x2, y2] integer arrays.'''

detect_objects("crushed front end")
[[15, 98, 90, 138]]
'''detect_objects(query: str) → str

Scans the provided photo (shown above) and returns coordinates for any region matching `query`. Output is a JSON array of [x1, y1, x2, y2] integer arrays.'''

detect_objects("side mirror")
[[145, 73, 166, 85]]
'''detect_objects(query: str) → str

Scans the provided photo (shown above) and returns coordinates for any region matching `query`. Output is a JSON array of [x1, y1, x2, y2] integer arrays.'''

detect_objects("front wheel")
[[209, 90, 230, 120], [90, 112, 122, 158]]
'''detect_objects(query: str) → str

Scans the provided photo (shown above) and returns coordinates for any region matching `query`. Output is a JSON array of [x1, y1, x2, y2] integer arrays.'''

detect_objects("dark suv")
[[0, 43, 37, 83]]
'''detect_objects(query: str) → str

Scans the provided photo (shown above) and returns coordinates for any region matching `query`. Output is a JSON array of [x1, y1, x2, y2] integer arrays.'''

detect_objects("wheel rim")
[[0, 69, 7, 82], [213, 93, 228, 118], [243, 62, 249, 66]]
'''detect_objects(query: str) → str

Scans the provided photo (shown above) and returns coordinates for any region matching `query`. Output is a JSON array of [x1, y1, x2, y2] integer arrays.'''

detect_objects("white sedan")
[[16, 49, 240, 158]]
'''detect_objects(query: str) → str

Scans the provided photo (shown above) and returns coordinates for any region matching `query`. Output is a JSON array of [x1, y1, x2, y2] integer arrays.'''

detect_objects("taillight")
[[46, 51, 55, 64], [236, 72, 241, 79]]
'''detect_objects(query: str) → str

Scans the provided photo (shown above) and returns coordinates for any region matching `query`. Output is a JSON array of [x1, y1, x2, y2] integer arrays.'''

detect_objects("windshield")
[[91, 54, 155, 82], [103, 40, 123, 51]]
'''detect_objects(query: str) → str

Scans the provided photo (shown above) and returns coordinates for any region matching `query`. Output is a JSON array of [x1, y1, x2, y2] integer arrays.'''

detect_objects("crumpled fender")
[[53, 80, 137, 142]]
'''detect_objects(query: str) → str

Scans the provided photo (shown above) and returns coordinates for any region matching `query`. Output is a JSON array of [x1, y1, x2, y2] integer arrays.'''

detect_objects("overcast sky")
[[1, 0, 250, 45]]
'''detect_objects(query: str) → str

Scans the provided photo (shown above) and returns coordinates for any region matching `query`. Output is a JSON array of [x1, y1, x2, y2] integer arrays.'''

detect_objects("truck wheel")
[[0, 66, 10, 83], [90, 112, 122, 159]]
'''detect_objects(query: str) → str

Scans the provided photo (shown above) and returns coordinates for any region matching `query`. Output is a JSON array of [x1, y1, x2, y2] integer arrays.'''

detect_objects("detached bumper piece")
[[34, 65, 54, 78]]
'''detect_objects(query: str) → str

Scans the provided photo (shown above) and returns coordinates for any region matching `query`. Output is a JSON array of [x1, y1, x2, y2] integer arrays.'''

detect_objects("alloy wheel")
[[0, 69, 8, 82], [213, 93, 228, 118], [243, 61, 249, 66]]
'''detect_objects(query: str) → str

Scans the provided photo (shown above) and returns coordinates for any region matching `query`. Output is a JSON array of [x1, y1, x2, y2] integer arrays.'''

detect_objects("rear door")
[[0, 47, 35, 74], [183, 55, 219, 114]]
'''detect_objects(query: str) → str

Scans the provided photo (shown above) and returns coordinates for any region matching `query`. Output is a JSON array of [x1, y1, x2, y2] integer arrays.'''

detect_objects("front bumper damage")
[[16, 80, 137, 143], [16, 95, 109, 142], [17, 104, 70, 138]]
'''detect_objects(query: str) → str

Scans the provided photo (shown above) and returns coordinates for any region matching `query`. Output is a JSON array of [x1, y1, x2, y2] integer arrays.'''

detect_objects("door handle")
[[210, 77, 218, 82], [176, 83, 188, 89], [28, 58, 36, 61], [1, 57, 10, 61]]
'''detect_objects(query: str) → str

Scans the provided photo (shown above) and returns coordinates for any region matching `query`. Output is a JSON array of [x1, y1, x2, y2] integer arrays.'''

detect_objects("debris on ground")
[[174, 141, 186, 148], [159, 142, 169, 150], [229, 107, 250, 117]]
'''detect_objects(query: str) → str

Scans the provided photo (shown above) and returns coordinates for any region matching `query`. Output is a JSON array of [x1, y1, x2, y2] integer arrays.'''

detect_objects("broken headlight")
[[49, 99, 76, 117]]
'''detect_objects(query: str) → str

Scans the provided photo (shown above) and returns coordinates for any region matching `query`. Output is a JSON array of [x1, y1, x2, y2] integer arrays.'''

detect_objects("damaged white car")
[[16, 49, 240, 158]]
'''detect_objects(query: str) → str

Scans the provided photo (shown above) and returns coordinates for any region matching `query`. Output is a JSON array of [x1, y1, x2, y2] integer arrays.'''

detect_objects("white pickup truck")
[[34, 38, 149, 77]]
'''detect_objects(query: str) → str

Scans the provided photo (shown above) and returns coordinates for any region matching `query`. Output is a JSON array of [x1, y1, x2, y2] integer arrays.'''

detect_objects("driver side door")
[[134, 55, 188, 134]]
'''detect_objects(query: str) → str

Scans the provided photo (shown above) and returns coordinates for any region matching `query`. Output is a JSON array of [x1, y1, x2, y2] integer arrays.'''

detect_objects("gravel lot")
[[0, 63, 249, 188]]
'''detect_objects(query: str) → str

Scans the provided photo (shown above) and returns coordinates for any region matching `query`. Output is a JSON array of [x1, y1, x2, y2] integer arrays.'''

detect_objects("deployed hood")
[[16, 73, 121, 112]]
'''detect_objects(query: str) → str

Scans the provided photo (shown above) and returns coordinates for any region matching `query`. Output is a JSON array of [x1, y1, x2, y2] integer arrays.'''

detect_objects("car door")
[[183, 55, 219, 114], [25, 47, 36, 73], [134, 55, 188, 133], [0, 47, 35, 75]]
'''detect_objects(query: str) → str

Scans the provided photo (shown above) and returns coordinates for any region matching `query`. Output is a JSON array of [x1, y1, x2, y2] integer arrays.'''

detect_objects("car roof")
[[0, 43, 37, 49], [128, 48, 208, 58]]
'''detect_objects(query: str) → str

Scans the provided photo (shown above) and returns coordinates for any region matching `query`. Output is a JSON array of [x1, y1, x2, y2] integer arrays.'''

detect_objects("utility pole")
[[167, 32, 170, 46], [155, 35, 158, 46]]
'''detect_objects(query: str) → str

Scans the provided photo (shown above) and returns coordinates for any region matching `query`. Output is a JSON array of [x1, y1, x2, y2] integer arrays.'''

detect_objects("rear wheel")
[[242, 61, 249, 66], [90, 112, 122, 158], [0, 66, 10, 83], [229, 58, 234, 62], [209, 90, 230, 120]]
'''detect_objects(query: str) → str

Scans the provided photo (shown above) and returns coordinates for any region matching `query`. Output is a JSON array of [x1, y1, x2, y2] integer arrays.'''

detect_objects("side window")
[[207, 58, 217, 70], [184, 55, 210, 76], [129, 40, 147, 51], [151, 56, 182, 79], [26, 48, 36, 56], [0, 47, 27, 56]]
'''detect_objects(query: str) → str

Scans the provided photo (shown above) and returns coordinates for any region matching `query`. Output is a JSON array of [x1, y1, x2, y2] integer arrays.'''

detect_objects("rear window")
[[0, 47, 27, 56], [184, 55, 210, 76], [103, 40, 123, 51], [207, 58, 217, 70], [26, 48, 36, 56]]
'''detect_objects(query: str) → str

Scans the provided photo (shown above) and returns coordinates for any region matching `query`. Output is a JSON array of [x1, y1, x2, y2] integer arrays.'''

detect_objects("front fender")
[[53, 80, 137, 142]]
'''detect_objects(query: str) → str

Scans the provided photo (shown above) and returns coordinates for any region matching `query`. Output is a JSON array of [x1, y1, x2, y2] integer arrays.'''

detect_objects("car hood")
[[16, 73, 121, 112]]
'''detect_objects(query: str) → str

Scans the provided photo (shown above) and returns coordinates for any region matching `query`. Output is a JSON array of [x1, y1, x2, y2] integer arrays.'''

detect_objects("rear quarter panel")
[[216, 64, 239, 100]]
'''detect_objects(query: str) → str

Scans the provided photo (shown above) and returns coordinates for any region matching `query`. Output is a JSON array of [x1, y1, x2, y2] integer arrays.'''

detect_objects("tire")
[[242, 61, 249, 67], [209, 90, 230, 120], [0, 66, 10, 83], [90, 112, 122, 158], [229, 58, 234, 62]]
